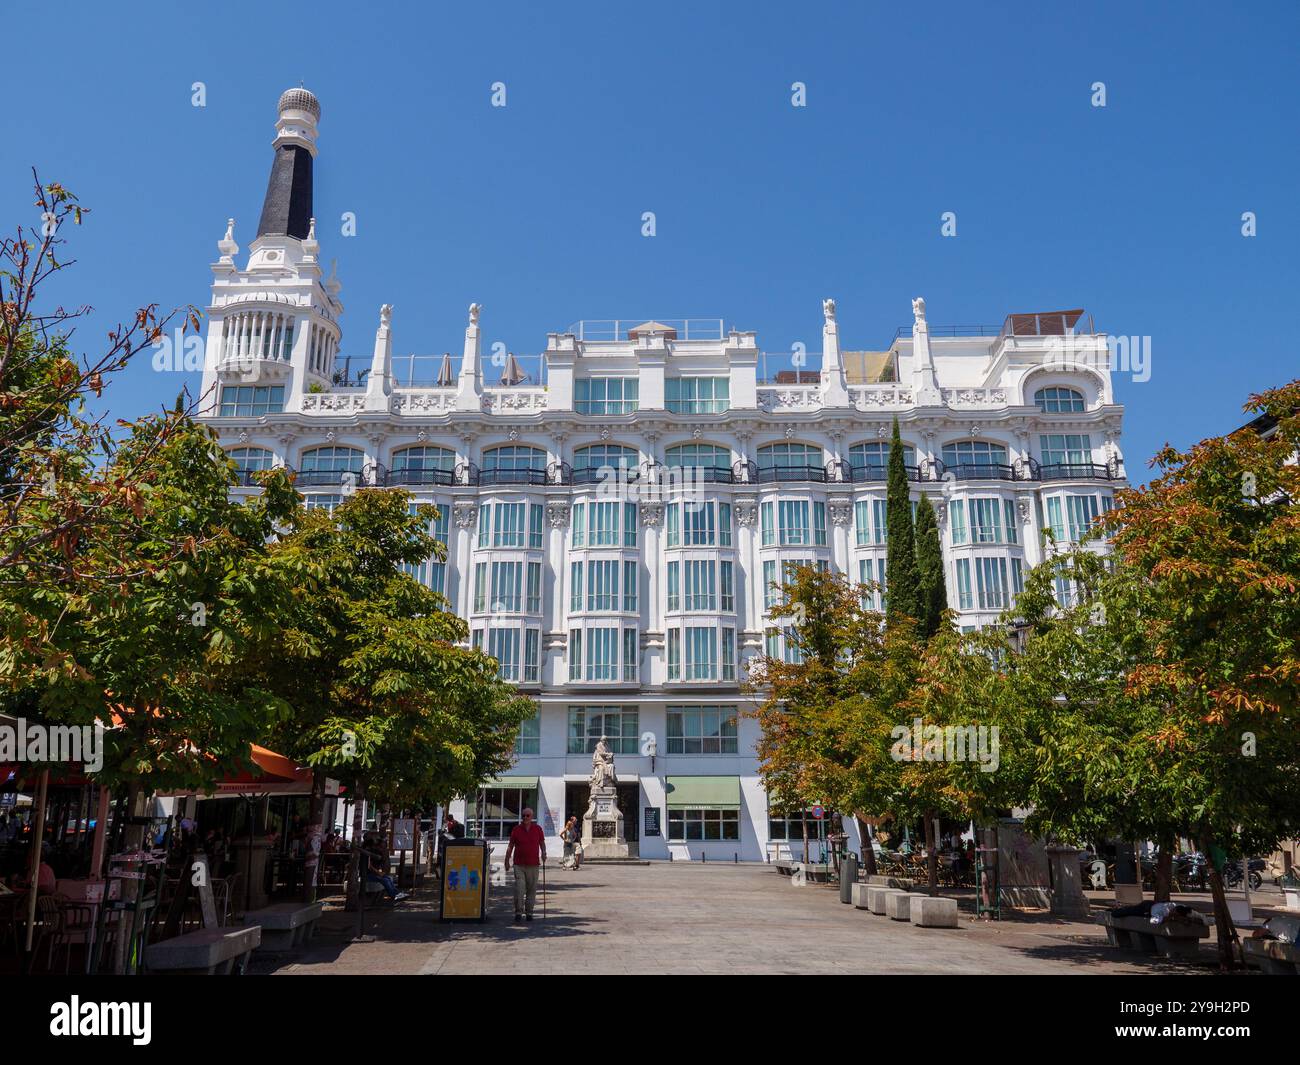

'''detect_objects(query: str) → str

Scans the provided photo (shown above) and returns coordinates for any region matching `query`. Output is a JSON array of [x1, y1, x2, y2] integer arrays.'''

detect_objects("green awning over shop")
[[482, 776, 539, 789], [665, 776, 741, 809]]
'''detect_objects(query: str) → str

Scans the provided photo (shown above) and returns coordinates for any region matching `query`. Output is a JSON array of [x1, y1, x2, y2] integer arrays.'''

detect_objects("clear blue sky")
[[5, 0, 1296, 481]]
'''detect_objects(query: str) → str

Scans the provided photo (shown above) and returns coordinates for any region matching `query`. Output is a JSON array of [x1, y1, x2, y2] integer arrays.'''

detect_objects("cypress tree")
[[884, 418, 921, 624], [914, 494, 947, 637]]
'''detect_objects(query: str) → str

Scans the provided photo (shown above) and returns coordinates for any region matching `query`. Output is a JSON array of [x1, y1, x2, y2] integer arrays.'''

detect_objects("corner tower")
[[200, 87, 344, 417]]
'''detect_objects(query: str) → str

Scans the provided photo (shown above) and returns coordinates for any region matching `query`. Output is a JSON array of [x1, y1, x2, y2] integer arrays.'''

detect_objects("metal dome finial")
[[277, 86, 320, 120]]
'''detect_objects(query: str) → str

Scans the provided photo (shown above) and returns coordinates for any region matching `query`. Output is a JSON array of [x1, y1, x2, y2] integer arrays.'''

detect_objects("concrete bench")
[[865, 874, 916, 891], [851, 884, 872, 909], [777, 861, 833, 885], [866, 886, 905, 915], [911, 896, 960, 928], [1243, 938, 1299, 975], [886, 891, 918, 922], [145, 925, 261, 975], [1097, 910, 1209, 959], [242, 902, 323, 951]]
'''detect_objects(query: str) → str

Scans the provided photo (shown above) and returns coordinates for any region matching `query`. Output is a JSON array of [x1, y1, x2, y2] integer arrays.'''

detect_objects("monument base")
[[582, 784, 629, 860], [581, 839, 632, 860]]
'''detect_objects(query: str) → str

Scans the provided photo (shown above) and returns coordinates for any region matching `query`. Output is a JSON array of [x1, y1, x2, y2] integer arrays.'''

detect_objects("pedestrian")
[[561, 815, 582, 871], [503, 807, 546, 922], [364, 832, 408, 902]]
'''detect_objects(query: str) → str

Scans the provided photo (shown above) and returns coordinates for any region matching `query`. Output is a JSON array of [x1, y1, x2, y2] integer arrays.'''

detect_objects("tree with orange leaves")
[[1011, 379, 1300, 969]]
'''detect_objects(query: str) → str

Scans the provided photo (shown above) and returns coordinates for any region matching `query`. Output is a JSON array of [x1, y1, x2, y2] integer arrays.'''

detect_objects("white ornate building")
[[198, 89, 1126, 861]]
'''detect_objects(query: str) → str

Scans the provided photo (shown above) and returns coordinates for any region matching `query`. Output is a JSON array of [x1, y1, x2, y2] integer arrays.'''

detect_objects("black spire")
[[256, 87, 320, 240], [256, 144, 313, 239]]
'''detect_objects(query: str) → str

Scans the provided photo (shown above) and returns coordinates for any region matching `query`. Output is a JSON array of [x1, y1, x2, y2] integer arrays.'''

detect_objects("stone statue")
[[223, 218, 235, 242], [590, 735, 617, 790], [380, 303, 392, 329], [822, 297, 836, 323], [912, 296, 926, 323], [581, 734, 629, 858], [468, 302, 481, 327], [306, 216, 317, 241]]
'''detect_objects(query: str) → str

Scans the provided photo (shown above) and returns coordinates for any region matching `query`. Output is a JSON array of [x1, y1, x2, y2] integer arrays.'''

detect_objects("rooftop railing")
[[563, 319, 727, 342]]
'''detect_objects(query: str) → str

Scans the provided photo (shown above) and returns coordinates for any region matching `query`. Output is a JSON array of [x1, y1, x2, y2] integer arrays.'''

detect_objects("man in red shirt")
[[503, 807, 546, 922]]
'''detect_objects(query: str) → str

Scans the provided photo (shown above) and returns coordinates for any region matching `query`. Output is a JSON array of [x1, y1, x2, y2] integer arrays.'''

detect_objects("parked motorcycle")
[[1223, 858, 1265, 891]]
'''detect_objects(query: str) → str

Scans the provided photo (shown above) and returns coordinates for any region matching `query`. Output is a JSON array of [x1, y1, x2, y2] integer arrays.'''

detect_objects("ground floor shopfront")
[[445, 696, 862, 862]]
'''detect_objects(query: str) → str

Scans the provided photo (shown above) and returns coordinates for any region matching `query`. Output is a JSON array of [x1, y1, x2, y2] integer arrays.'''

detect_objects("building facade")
[[197, 89, 1127, 861]]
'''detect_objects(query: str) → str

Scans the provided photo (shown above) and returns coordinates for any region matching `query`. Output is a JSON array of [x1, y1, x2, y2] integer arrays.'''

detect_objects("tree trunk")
[[302, 768, 326, 904], [1201, 831, 1238, 971], [1153, 838, 1173, 903], [345, 781, 365, 912], [112, 783, 146, 975], [924, 809, 939, 894], [855, 814, 878, 876], [801, 809, 809, 865]]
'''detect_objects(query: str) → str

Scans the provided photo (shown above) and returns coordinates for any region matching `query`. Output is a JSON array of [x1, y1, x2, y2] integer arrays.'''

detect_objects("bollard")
[[839, 853, 859, 904], [734, 852, 738, 864]]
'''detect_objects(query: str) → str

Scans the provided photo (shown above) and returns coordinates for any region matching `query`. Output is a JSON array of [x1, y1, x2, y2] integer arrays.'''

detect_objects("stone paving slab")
[[256, 864, 1216, 975]]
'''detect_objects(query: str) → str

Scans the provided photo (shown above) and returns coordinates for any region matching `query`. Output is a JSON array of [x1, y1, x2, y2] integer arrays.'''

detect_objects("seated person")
[[365, 838, 407, 902]]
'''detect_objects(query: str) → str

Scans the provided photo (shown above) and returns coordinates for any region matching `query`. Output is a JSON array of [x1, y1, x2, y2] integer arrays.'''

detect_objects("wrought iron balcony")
[[1037, 461, 1124, 482], [386, 466, 457, 487], [477, 467, 547, 487], [847, 463, 926, 484], [755, 464, 829, 484]]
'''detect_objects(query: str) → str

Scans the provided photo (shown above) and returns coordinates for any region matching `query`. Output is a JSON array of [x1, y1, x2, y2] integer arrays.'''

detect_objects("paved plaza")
[[255, 863, 1217, 975]]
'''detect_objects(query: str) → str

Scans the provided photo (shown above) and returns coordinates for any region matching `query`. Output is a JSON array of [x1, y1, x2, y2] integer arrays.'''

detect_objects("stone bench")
[[910, 895, 960, 928], [145, 925, 261, 975], [865, 874, 916, 891], [241, 902, 323, 951], [851, 884, 872, 909], [866, 886, 905, 915], [1243, 938, 1299, 975], [776, 861, 833, 885], [886, 891, 918, 922], [1097, 910, 1209, 959]]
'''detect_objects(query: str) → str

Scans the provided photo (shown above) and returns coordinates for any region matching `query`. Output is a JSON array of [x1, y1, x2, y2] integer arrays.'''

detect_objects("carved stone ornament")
[[733, 500, 759, 527], [453, 501, 479, 529], [640, 501, 665, 527], [828, 500, 854, 527], [546, 500, 571, 528], [1018, 498, 1032, 525]]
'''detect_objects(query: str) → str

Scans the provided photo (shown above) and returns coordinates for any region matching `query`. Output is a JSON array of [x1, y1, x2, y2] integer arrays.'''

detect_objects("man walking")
[[503, 807, 546, 922]]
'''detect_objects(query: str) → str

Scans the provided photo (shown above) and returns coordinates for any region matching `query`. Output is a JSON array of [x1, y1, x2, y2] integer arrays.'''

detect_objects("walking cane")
[[541, 858, 547, 920]]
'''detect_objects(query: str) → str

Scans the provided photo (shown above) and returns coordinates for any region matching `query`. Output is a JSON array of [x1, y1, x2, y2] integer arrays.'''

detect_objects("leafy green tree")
[[914, 494, 946, 638], [226, 487, 535, 902], [885, 418, 921, 624], [1008, 380, 1300, 967]]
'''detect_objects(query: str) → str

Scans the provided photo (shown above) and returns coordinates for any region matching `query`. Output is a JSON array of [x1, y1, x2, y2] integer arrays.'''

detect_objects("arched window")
[[227, 447, 275, 473], [757, 442, 823, 469], [298, 445, 365, 488], [1034, 386, 1086, 413], [391, 445, 456, 486], [941, 440, 1009, 479], [481, 445, 547, 485], [573, 444, 638, 471], [665, 443, 732, 470], [300, 446, 364, 472], [482, 445, 546, 471], [849, 441, 915, 472]]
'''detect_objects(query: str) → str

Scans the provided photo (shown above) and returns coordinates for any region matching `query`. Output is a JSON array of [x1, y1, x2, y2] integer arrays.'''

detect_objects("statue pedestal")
[[582, 785, 629, 860]]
